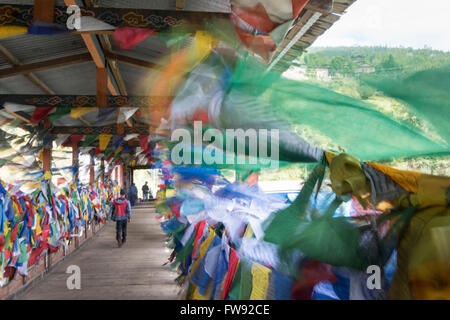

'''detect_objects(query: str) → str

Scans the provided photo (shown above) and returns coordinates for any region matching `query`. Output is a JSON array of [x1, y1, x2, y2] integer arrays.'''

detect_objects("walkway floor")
[[15, 203, 179, 300]]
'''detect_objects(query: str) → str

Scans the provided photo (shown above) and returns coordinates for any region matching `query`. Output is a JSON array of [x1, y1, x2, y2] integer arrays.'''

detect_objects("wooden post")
[[33, 0, 55, 23], [72, 139, 79, 183], [176, 0, 185, 10], [43, 118, 52, 173], [97, 68, 107, 108], [101, 159, 105, 183], [89, 150, 95, 186], [119, 164, 124, 188], [98, 66, 107, 185]]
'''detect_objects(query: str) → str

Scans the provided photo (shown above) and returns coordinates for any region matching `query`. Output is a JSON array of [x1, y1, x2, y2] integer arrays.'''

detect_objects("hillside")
[[259, 47, 450, 181]]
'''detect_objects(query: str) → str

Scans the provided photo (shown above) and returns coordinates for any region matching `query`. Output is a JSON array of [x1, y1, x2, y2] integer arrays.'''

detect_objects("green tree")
[[357, 85, 376, 100], [380, 54, 400, 71]]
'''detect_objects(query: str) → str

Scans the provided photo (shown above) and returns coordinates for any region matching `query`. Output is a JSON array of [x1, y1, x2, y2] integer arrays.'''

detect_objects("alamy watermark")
[[366, 265, 382, 290], [171, 121, 280, 169], [66, 5, 81, 30], [66, 265, 81, 290]]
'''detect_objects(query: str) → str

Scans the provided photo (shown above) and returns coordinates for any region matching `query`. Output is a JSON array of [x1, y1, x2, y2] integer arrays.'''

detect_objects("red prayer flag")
[[140, 134, 150, 151], [192, 108, 209, 122], [222, 248, 239, 300], [291, 260, 337, 300], [30, 106, 54, 124], [192, 220, 206, 258], [114, 27, 156, 50], [71, 134, 84, 145], [169, 201, 182, 218], [292, 0, 309, 18], [62, 134, 84, 147]]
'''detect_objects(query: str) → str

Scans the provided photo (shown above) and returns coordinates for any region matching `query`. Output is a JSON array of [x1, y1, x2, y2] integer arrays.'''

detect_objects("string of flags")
[[0, 177, 120, 286]]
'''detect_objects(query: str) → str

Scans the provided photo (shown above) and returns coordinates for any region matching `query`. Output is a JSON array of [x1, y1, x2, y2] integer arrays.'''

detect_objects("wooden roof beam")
[[64, 0, 120, 96], [84, 0, 128, 96], [0, 53, 92, 79], [305, 0, 334, 15], [0, 44, 55, 95], [33, 0, 55, 23], [176, 0, 185, 10], [2, 109, 32, 124], [104, 52, 158, 70]]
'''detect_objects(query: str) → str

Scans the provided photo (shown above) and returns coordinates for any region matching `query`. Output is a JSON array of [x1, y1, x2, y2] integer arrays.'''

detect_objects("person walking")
[[129, 183, 138, 206], [111, 189, 131, 247], [142, 182, 149, 201]]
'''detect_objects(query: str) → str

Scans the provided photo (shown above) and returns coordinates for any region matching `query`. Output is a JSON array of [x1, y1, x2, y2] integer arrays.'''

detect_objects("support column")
[[42, 118, 52, 174], [71, 139, 79, 248], [97, 67, 107, 184], [71, 139, 79, 183], [119, 163, 124, 188], [96, 68, 107, 108], [33, 0, 55, 23], [101, 159, 105, 183], [89, 150, 95, 186], [123, 166, 129, 191]]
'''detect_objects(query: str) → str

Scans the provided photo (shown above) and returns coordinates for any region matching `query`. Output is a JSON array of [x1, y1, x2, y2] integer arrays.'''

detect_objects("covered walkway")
[[13, 203, 178, 300]]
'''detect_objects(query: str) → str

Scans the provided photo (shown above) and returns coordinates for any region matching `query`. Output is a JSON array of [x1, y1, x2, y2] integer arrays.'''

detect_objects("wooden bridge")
[[11, 203, 178, 300]]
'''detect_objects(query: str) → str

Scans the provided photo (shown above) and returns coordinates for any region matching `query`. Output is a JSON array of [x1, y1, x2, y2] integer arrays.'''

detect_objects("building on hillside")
[[314, 68, 331, 81], [355, 64, 376, 74]]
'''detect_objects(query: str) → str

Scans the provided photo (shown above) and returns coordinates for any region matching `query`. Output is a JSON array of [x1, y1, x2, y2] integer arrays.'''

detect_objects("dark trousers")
[[116, 220, 128, 242]]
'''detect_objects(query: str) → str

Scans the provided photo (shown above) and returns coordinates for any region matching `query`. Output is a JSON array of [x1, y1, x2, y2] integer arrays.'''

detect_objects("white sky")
[[312, 0, 450, 51]]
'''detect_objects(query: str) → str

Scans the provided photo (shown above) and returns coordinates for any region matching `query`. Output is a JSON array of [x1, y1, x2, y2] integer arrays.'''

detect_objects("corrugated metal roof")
[[0, 56, 9, 70], [1, 0, 231, 11], [113, 35, 169, 63], [117, 62, 155, 96], [1, 0, 67, 5], [33, 61, 97, 95], [0, 74, 46, 94], [0, 0, 350, 95], [0, 34, 88, 65], [98, 0, 231, 12]]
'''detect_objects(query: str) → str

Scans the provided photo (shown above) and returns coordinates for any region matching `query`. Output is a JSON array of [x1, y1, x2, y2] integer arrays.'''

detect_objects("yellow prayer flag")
[[26, 182, 42, 189], [99, 134, 112, 151], [195, 30, 218, 62], [190, 284, 209, 300], [0, 26, 28, 39], [250, 263, 271, 300], [243, 225, 254, 238], [43, 170, 52, 180], [189, 228, 216, 278], [114, 145, 123, 155], [166, 189, 176, 198], [70, 107, 95, 119]]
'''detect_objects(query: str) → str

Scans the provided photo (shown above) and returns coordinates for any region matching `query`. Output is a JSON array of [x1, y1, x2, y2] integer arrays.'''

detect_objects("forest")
[[299, 46, 450, 75]]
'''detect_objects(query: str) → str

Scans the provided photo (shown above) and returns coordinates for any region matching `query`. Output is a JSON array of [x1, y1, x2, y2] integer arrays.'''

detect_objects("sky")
[[312, 0, 450, 52]]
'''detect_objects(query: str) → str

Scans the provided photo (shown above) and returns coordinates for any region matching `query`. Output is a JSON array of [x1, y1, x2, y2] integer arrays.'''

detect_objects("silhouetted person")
[[142, 182, 149, 201], [129, 183, 138, 206]]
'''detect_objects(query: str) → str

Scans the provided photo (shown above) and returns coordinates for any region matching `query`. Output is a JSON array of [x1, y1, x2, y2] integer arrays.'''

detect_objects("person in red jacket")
[[111, 189, 131, 247]]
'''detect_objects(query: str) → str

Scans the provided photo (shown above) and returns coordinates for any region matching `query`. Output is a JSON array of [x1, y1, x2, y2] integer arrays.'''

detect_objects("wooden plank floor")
[[14, 203, 179, 300]]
